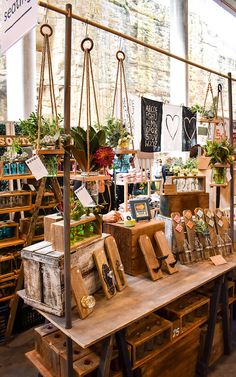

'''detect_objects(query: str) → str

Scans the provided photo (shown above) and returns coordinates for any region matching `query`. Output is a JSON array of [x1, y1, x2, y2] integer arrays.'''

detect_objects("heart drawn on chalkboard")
[[183, 117, 196, 141], [165, 114, 180, 141]]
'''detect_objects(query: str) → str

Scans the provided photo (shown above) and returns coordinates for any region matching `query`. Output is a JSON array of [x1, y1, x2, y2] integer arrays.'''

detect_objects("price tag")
[[210, 255, 227, 266], [176, 224, 183, 233], [218, 220, 223, 227], [174, 214, 181, 223], [185, 211, 192, 219], [197, 209, 203, 218], [187, 220, 194, 229], [74, 185, 96, 207], [25, 155, 48, 180], [226, 170, 231, 182], [208, 219, 214, 227]]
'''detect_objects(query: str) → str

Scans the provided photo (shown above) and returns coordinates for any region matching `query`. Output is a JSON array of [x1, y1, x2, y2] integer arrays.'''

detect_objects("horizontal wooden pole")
[[38, 1, 236, 82]]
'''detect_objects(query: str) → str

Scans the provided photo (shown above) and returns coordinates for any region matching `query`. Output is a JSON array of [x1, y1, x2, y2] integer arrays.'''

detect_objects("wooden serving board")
[[105, 236, 127, 291], [154, 231, 178, 274], [204, 209, 217, 247], [138, 235, 162, 281], [214, 209, 229, 237], [71, 266, 95, 319], [93, 249, 116, 299], [182, 210, 196, 250], [171, 212, 185, 253]]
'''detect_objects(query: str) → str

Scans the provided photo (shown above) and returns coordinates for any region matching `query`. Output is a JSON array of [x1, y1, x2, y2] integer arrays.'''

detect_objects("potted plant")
[[203, 139, 234, 184], [98, 117, 132, 150], [18, 112, 63, 176]]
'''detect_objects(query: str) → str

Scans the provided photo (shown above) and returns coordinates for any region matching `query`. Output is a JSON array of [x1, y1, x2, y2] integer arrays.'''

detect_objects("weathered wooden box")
[[199, 317, 223, 367], [0, 221, 19, 243], [21, 236, 108, 316], [103, 220, 165, 276], [42, 330, 67, 375], [44, 213, 63, 242], [0, 190, 32, 213], [140, 327, 201, 377], [51, 215, 102, 252], [126, 313, 172, 368], [157, 293, 210, 337], [34, 323, 58, 355]]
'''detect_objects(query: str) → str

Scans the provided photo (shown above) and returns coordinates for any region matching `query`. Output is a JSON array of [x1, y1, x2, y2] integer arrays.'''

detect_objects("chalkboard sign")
[[141, 97, 162, 152], [182, 106, 197, 151]]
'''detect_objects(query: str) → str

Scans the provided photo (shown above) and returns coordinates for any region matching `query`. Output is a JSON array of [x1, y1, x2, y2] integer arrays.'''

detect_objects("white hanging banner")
[[1, 0, 38, 53], [161, 104, 182, 152]]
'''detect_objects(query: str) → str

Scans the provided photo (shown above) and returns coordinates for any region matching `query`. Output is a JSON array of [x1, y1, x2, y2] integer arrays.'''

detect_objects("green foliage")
[[194, 219, 208, 234], [97, 117, 130, 148], [70, 125, 106, 171], [18, 112, 63, 145], [204, 139, 234, 166], [190, 98, 217, 119], [71, 198, 86, 220]]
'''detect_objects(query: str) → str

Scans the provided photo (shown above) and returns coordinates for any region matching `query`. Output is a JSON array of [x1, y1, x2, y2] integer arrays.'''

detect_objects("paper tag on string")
[[25, 155, 48, 180], [74, 185, 96, 207], [210, 255, 227, 266], [226, 170, 231, 182]]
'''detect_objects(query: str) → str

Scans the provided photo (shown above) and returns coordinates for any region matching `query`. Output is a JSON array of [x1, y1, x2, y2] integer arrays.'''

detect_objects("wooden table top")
[[19, 255, 236, 348]]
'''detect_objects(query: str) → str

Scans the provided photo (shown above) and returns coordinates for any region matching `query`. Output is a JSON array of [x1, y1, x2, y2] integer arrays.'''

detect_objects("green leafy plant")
[[70, 126, 106, 171], [190, 98, 217, 120], [97, 117, 131, 148], [204, 139, 234, 166], [194, 219, 209, 235], [18, 112, 63, 147]]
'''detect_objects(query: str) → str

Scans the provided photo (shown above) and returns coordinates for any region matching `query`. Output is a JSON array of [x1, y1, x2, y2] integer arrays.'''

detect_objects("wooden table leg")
[[116, 329, 133, 377], [196, 275, 224, 377], [97, 335, 114, 377], [221, 274, 232, 354]]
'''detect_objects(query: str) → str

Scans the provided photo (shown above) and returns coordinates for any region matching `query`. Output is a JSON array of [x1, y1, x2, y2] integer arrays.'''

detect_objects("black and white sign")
[[141, 97, 162, 152], [26, 155, 48, 180], [182, 106, 197, 151], [1, 0, 37, 53]]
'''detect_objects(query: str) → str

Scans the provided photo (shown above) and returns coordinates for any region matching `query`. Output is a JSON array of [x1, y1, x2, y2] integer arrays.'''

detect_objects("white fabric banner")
[[161, 104, 182, 151], [114, 93, 141, 150], [1, 0, 38, 53]]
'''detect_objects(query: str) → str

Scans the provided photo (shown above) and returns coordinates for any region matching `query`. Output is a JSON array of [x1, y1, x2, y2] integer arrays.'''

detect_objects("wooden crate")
[[103, 220, 165, 276], [170, 176, 206, 192], [0, 221, 19, 243], [126, 313, 172, 368], [51, 216, 102, 252], [163, 184, 177, 195], [140, 328, 201, 377], [0, 191, 32, 214], [197, 280, 235, 305], [0, 160, 31, 178], [21, 237, 108, 316], [41, 330, 67, 375], [157, 293, 210, 337], [20, 216, 44, 241], [199, 317, 223, 367], [44, 213, 63, 242], [34, 323, 58, 355], [160, 192, 209, 217]]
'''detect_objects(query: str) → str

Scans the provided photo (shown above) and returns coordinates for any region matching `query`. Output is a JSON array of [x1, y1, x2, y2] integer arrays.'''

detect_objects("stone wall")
[[0, 55, 6, 121]]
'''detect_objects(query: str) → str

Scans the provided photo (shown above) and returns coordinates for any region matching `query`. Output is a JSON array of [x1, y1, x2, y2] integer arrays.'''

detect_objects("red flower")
[[94, 147, 115, 168]]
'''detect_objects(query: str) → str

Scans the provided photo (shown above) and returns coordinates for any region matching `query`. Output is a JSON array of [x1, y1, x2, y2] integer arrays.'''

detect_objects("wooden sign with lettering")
[[0, 135, 31, 146], [141, 97, 162, 152]]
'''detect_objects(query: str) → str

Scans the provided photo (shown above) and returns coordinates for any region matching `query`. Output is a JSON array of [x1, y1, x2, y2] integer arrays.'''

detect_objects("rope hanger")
[[78, 37, 100, 172], [37, 23, 59, 151], [112, 50, 134, 149]]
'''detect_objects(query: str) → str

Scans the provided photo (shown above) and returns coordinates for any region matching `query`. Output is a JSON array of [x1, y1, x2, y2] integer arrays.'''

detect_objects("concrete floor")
[[0, 326, 236, 377]]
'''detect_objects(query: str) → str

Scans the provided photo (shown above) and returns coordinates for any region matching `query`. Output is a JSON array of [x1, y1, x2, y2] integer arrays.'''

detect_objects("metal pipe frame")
[[38, 0, 236, 81]]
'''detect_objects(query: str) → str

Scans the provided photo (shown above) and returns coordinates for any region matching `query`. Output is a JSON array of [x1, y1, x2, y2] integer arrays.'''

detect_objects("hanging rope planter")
[[36, 23, 64, 157], [112, 50, 136, 154], [199, 80, 226, 141], [71, 37, 111, 203]]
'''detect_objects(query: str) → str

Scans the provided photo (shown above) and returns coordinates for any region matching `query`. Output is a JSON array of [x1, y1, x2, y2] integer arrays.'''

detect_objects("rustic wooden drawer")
[[140, 328, 201, 377], [157, 293, 210, 337], [41, 330, 67, 374], [51, 216, 102, 252], [0, 190, 32, 213], [34, 323, 58, 355], [126, 313, 172, 368], [103, 220, 165, 276], [73, 352, 100, 376]]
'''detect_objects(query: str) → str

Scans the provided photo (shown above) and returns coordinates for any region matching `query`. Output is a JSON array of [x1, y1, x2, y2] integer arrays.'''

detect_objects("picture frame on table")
[[129, 198, 151, 221]]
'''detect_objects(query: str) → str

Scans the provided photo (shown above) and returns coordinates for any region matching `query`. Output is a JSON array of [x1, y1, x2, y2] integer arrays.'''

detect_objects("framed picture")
[[129, 198, 151, 221]]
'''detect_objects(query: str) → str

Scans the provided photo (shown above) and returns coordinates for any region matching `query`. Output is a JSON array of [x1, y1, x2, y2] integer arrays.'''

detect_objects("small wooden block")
[[154, 231, 178, 274], [138, 235, 162, 281], [71, 266, 95, 319], [204, 209, 217, 247], [104, 236, 127, 291], [93, 249, 116, 299], [214, 209, 230, 237], [73, 352, 100, 377], [194, 207, 204, 220]]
